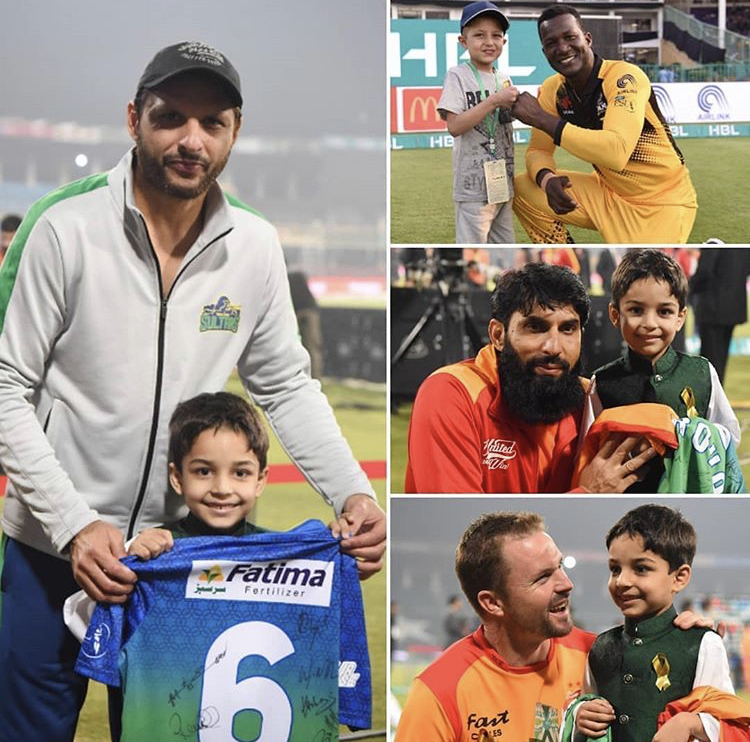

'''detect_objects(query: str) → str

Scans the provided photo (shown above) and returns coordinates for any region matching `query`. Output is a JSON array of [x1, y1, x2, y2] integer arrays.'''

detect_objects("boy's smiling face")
[[169, 425, 267, 533], [609, 276, 687, 363], [459, 16, 507, 71], [607, 533, 690, 620]]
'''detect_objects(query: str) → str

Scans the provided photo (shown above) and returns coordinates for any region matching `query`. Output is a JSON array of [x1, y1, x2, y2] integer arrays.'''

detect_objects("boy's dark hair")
[[456, 511, 544, 615], [168, 391, 269, 471], [537, 4, 584, 32], [490, 262, 590, 328], [606, 504, 696, 570], [610, 249, 688, 310], [1, 214, 22, 233]]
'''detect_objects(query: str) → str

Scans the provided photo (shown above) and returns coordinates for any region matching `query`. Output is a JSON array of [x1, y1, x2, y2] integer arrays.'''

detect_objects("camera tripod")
[[391, 252, 485, 372]]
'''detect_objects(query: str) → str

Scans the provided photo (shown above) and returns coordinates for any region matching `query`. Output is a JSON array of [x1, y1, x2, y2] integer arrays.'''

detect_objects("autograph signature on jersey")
[[167, 646, 227, 707], [169, 707, 220, 738]]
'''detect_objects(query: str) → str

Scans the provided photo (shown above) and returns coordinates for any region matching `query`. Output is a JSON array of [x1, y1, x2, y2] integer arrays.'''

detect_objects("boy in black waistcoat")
[[573, 505, 732, 742], [584, 249, 739, 491]]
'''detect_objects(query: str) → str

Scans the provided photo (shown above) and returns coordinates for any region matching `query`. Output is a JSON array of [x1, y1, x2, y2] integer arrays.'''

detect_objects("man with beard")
[[510, 5, 697, 244], [404, 263, 655, 492], [0, 43, 385, 742]]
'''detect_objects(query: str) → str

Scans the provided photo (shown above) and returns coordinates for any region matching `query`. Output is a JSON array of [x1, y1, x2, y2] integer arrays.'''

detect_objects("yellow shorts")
[[513, 170, 697, 244]]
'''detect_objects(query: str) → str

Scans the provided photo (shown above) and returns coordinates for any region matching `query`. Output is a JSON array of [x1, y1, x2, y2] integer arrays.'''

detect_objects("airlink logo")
[[186, 559, 334, 606], [697, 84, 730, 121], [653, 85, 677, 123]]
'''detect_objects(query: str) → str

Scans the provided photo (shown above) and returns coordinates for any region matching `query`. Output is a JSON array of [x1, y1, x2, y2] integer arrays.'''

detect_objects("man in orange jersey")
[[404, 263, 656, 493], [395, 512, 592, 742], [511, 5, 697, 244], [394, 511, 720, 742]]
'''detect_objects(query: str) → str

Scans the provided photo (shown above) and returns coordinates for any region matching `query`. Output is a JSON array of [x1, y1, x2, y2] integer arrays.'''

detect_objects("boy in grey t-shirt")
[[438, 1, 518, 244]]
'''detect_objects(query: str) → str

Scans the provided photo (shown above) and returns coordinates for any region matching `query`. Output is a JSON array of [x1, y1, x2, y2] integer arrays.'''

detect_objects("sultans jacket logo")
[[482, 438, 517, 470], [199, 295, 241, 333]]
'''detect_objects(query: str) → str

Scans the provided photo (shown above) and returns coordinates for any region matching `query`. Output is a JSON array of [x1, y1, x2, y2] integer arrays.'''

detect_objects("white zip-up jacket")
[[0, 150, 374, 557]]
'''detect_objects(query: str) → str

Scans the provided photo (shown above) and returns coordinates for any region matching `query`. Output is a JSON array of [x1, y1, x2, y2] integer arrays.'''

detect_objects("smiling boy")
[[70, 391, 363, 740], [572, 505, 733, 742], [587, 249, 739, 446], [437, 0, 519, 243], [125, 392, 271, 561]]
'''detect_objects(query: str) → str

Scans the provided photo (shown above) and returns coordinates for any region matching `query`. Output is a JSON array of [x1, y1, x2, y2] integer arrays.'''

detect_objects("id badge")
[[484, 158, 510, 204]]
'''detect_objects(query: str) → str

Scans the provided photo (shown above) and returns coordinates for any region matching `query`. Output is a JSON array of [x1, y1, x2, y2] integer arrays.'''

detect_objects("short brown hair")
[[455, 511, 545, 615], [610, 249, 688, 310], [168, 391, 269, 472], [606, 504, 696, 571]]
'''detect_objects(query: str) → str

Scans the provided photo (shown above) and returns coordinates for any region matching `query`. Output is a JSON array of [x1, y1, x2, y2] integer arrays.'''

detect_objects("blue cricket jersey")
[[75, 519, 371, 740]]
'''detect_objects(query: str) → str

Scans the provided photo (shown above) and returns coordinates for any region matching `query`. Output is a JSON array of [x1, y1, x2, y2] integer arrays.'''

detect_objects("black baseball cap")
[[137, 41, 242, 107], [461, 1, 510, 32]]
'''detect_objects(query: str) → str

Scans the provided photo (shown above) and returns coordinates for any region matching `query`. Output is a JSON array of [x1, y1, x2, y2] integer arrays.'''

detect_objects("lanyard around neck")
[[467, 62, 501, 144]]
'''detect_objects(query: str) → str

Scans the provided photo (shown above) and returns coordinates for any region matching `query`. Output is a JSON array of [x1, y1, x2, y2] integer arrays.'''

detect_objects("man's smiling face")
[[539, 13, 595, 87]]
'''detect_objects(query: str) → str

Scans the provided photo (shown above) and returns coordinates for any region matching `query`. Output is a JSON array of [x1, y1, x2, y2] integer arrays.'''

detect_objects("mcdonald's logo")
[[400, 87, 447, 132], [409, 93, 440, 123]]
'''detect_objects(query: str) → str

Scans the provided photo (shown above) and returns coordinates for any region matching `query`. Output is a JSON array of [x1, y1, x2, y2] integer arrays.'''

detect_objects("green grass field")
[[391, 315, 750, 493], [390, 138, 750, 244], [0, 378, 386, 741]]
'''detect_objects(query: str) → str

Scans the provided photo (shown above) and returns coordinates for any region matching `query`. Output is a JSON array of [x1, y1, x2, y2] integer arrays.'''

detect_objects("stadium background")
[[0, 0, 387, 739], [391, 497, 750, 722], [389, 0, 750, 243]]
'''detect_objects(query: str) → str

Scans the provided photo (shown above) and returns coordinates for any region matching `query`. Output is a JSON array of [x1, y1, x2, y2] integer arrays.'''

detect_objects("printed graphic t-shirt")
[[438, 63, 515, 202], [75, 519, 371, 741]]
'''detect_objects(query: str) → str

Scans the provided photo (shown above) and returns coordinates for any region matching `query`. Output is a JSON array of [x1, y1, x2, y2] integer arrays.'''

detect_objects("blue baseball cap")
[[460, 1, 510, 32]]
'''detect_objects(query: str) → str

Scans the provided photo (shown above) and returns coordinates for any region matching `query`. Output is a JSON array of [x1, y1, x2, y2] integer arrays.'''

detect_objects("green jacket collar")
[[623, 345, 679, 377], [624, 604, 678, 639]]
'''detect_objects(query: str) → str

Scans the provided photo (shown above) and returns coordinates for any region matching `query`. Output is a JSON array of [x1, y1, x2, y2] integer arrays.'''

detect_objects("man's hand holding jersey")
[[337, 494, 386, 580], [70, 520, 137, 604]]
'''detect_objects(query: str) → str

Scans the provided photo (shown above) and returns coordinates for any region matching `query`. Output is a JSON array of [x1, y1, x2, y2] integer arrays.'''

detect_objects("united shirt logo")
[[199, 295, 240, 333], [482, 438, 517, 470]]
